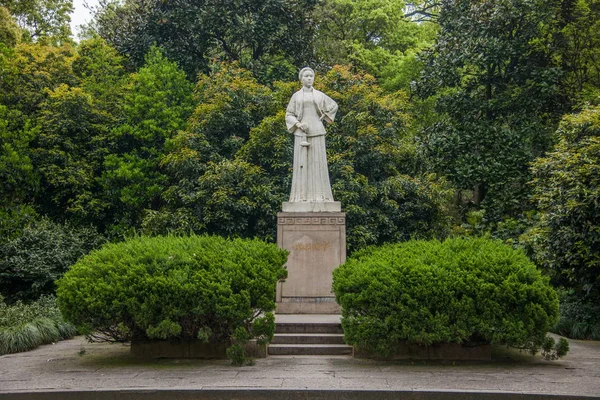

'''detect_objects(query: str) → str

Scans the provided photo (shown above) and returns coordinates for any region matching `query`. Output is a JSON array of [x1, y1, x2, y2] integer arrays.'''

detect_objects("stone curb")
[[1, 389, 598, 400]]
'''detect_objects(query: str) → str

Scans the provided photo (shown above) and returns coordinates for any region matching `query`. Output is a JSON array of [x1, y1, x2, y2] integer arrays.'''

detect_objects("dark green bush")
[[0, 218, 105, 303], [552, 292, 600, 340], [56, 235, 287, 364], [0, 295, 77, 355], [333, 237, 561, 357]]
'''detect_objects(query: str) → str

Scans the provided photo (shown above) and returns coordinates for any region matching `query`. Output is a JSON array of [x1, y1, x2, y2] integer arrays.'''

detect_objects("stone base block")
[[276, 212, 346, 314], [130, 339, 266, 359], [354, 342, 492, 361]]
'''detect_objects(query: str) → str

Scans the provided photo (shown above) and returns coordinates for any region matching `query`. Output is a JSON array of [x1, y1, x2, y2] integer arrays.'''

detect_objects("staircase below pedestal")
[[268, 314, 353, 356]]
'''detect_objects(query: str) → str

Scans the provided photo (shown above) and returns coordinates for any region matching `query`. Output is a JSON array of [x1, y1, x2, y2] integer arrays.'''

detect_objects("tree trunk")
[[473, 184, 487, 205]]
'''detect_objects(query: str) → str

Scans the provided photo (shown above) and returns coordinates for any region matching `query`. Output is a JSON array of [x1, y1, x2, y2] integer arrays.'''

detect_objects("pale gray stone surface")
[[275, 213, 345, 314], [282, 201, 341, 212], [1, 330, 599, 398]]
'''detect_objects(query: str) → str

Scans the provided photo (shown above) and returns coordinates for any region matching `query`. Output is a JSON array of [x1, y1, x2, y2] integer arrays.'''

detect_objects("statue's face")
[[301, 70, 314, 88]]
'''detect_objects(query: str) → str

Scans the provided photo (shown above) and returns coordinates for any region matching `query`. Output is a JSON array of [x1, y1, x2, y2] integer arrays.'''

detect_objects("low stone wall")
[[131, 339, 266, 359], [354, 342, 492, 361]]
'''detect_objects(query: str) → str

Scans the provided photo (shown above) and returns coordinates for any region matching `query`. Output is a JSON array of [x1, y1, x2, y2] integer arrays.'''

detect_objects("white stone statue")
[[284, 67, 340, 212]]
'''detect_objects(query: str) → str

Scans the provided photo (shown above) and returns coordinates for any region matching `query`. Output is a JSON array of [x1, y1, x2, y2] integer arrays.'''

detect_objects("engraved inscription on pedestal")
[[276, 212, 346, 314]]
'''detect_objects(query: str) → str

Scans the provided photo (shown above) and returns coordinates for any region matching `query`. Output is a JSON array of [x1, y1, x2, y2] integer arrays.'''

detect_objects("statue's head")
[[299, 67, 315, 88], [298, 67, 315, 81]]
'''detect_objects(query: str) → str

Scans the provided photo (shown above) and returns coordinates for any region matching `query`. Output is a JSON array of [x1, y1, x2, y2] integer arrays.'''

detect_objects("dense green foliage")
[[554, 0, 600, 105], [333, 238, 560, 356], [1, 0, 600, 340], [313, 0, 438, 90], [1, 0, 73, 41], [0, 6, 21, 46], [0, 218, 104, 303], [527, 106, 600, 302], [56, 235, 287, 363], [85, 0, 317, 80], [99, 46, 194, 235], [156, 64, 451, 250], [0, 295, 76, 355], [552, 292, 600, 340], [418, 0, 564, 222]]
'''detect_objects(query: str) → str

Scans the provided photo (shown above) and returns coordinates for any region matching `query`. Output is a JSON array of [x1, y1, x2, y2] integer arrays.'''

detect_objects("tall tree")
[[0, 41, 80, 233], [418, 0, 565, 223], [528, 105, 600, 301], [0, 0, 72, 41], [313, 0, 438, 90], [32, 84, 113, 224], [152, 62, 278, 238], [0, 104, 39, 239], [0, 6, 20, 46], [87, 0, 318, 80], [99, 46, 194, 235], [1, 41, 78, 114], [553, 0, 600, 105], [24, 39, 125, 228]]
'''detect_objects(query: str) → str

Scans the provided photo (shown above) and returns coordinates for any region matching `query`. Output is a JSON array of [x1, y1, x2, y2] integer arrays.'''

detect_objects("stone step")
[[275, 322, 343, 334], [268, 344, 353, 356], [271, 333, 345, 345]]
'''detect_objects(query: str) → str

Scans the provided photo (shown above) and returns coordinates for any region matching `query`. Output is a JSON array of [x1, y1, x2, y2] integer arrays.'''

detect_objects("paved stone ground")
[[1, 332, 599, 398]]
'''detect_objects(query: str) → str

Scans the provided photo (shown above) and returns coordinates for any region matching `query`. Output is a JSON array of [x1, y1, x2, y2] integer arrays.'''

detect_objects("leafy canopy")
[[527, 105, 600, 301], [314, 0, 438, 91], [418, 0, 565, 222], [1, 0, 73, 41], [86, 0, 317, 80]]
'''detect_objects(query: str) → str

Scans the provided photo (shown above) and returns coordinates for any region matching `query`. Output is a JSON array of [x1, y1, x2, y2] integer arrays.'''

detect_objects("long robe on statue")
[[285, 88, 338, 203]]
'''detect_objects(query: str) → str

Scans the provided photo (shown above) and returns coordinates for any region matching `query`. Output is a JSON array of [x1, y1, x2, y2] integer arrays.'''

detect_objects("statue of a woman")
[[285, 67, 338, 205]]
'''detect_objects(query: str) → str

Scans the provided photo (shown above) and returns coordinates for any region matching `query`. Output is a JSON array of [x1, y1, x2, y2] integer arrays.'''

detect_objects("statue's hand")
[[296, 122, 308, 131]]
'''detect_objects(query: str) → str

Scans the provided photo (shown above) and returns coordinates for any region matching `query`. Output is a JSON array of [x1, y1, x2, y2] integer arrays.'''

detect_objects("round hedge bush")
[[56, 235, 287, 362], [332, 237, 559, 356]]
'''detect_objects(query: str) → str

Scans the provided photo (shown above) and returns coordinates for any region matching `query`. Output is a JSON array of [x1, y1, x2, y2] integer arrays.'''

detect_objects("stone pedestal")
[[275, 211, 346, 314]]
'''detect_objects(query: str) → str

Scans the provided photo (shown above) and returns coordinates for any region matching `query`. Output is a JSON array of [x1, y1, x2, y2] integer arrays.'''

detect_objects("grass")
[[553, 317, 600, 340], [0, 295, 77, 355], [551, 295, 600, 341]]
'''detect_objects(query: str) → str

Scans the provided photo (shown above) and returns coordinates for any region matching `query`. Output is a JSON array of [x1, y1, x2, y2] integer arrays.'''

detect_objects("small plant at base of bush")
[[333, 237, 566, 359], [541, 336, 569, 361], [56, 235, 288, 364]]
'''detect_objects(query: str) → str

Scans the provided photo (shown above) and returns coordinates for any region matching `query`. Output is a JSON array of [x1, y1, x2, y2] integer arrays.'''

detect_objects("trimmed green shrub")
[[0, 218, 105, 303], [333, 237, 562, 357], [0, 295, 77, 355], [56, 235, 287, 364]]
